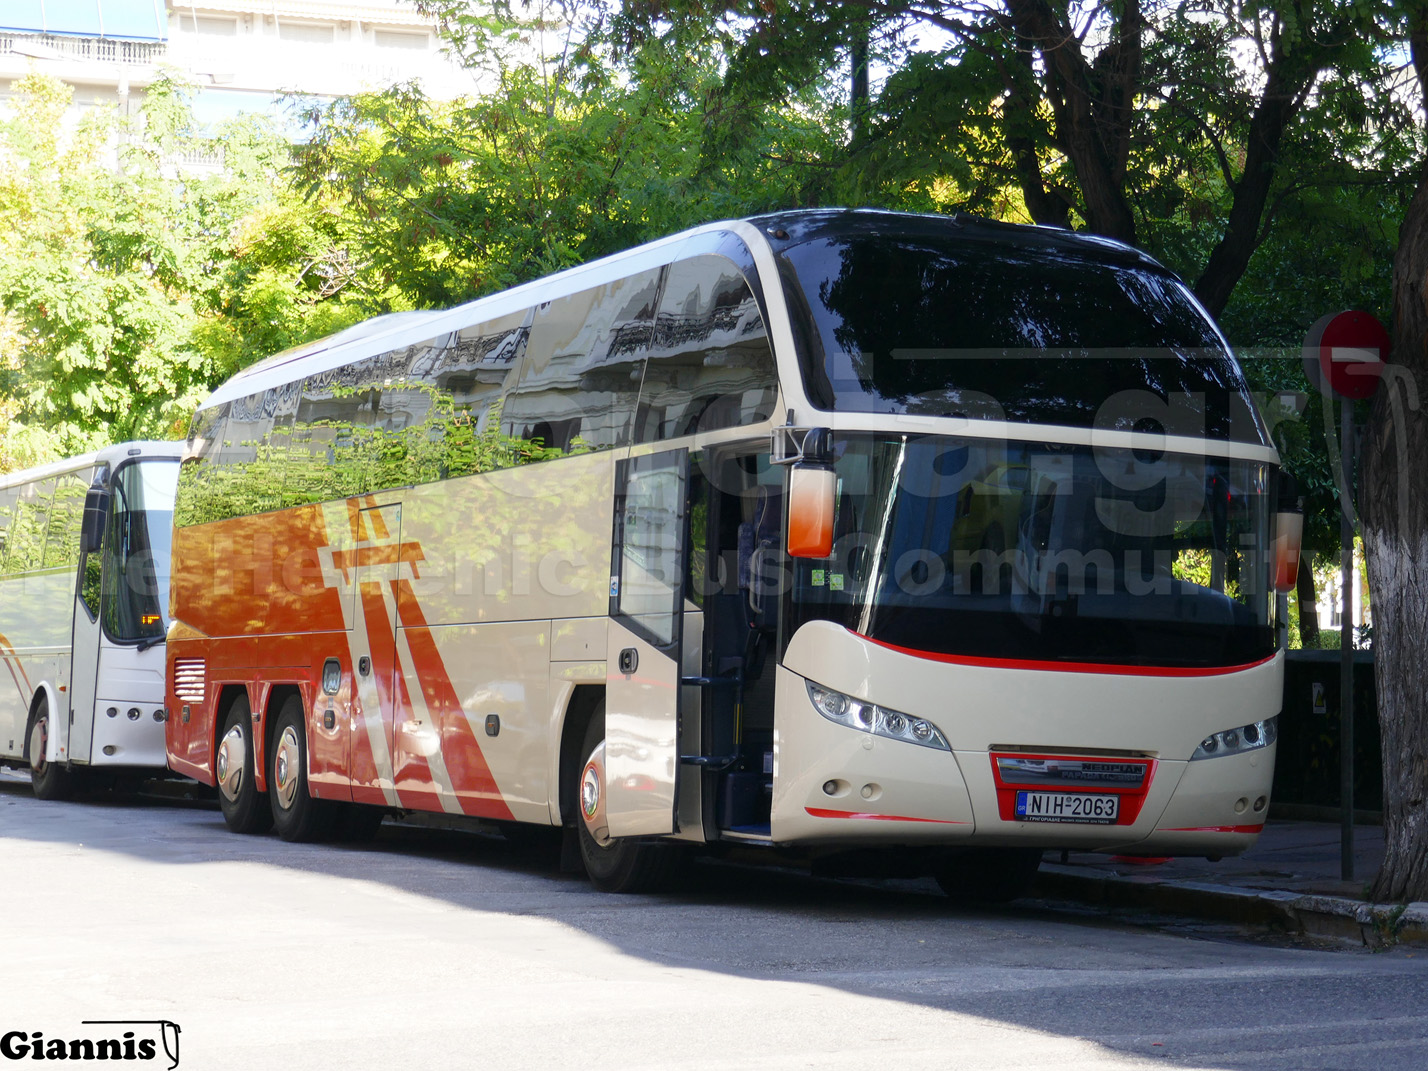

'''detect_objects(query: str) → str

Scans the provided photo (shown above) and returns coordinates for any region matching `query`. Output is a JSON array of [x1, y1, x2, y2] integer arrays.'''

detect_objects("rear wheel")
[[573, 703, 681, 893], [934, 847, 1043, 903], [28, 702, 74, 802], [269, 696, 336, 842], [216, 694, 272, 834]]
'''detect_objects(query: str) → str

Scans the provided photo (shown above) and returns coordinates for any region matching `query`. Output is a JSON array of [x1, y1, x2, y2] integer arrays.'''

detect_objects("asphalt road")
[[2, 770, 1426, 1071]]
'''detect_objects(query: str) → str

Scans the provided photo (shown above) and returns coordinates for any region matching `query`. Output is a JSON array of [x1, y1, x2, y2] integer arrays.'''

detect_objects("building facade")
[[1, 1, 470, 116]]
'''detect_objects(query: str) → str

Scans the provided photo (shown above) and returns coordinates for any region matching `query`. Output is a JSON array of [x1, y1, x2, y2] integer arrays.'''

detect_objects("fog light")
[[1253, 796, 1267, 812], [1234, 797, 1249, 814], [153, 709, 166, 722], [823, 780, 838, 795], [106, 707, 118, 719], [102, 745, 117, 756], [127, 707, 140, 721]]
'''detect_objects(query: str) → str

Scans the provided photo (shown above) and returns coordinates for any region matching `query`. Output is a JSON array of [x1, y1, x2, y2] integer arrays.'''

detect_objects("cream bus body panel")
[[773, 620, 1279, 851], [0, 571, 74, 762], [399, 450, 615, 627]]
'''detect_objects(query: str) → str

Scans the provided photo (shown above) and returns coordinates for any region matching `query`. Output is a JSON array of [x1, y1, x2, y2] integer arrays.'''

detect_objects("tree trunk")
[[1295, 555, 1320, 648], [1004, 0, 1138, 245], [1362, 151, 1428, 902]]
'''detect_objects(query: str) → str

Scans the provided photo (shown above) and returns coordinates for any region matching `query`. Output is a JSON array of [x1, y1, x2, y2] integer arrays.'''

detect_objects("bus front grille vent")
[[173, 659, 206, 704]]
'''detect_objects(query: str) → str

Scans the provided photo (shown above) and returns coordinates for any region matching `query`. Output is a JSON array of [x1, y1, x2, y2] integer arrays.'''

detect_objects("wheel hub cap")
[[274, 726, 300, 811], [579, 741, 609, 846], [217, 725, 246, 803]]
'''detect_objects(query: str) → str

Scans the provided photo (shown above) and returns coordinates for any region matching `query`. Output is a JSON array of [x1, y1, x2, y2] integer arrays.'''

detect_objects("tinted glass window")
[[102, 460, 178, 642], [637, 255, 777, 442], [174, 405, 229, 528], [783, 235, 1263, 443], [0, 478, 54, 574], [784, 433, 1275, 669], [43, 473, 88, 569], [505, 270, 659, 454]]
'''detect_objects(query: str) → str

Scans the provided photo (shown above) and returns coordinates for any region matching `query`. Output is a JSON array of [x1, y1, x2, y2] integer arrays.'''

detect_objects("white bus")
[[1, 442, 183, 798], [165, 210, 1299, 897]]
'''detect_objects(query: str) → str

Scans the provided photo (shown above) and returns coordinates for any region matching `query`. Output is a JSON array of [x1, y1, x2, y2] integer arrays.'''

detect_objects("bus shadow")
[[1, 775, 1413, 1071]]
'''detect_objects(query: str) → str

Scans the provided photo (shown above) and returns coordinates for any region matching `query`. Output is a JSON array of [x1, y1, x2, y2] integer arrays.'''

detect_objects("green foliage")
[[291, 5, 840, 306], [174, 392, 567, 528]]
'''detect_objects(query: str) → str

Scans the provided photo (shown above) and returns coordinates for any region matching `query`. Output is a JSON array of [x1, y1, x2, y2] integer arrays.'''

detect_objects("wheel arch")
[[212, 683, 253, 780], [556, 684, 604, 828], [22, 682, 65, 763]]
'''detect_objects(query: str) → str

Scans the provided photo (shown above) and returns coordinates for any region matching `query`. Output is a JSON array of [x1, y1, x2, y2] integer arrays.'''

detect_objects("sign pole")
[[1339, 395, 1355, 882], [1302, 309, 1386, 884]]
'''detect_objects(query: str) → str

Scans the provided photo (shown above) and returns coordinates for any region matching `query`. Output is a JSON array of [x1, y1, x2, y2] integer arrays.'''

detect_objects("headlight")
[[805, 681, 949, 750], [1191, 715, 1278, 760]]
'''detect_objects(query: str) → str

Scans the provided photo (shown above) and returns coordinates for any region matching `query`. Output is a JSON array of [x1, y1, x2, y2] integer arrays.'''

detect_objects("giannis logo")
[[1, 1021, 180, 1068]]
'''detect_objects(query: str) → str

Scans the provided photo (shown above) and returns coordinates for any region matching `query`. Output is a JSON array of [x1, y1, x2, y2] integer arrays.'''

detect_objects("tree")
[[1361, 3, 1428, 903], [293, 3, 841, 306], [0, 74, 379, 469], [615, 2, 1408, 318]]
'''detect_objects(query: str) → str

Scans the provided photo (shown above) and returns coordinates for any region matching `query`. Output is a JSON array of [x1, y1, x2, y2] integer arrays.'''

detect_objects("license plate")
[[1015, 790, 1119, 824]]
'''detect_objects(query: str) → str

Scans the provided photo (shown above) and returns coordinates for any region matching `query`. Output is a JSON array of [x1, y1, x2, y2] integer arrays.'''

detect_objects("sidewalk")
[[1032, 818, 1428, 946]]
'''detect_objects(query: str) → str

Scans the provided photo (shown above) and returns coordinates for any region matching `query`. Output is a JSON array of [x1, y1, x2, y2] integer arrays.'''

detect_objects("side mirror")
[[81, 486, 110, 554], [1271, 472, 1302, 592], [787, 463, 835, 559]]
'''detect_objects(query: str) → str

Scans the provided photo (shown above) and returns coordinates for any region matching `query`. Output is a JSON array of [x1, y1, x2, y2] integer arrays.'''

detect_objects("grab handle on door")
[[618, 648, 638, 675]]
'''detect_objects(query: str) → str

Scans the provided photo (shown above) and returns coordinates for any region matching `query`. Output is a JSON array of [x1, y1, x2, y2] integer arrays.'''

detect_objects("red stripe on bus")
[[856, 634, 1276, 678], [805, 807, 968, 824], [1160, 824, 1264, 834]]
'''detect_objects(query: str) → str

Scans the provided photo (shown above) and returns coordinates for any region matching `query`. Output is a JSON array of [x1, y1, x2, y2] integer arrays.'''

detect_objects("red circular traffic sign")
[[1302, 310, 1389, 400]]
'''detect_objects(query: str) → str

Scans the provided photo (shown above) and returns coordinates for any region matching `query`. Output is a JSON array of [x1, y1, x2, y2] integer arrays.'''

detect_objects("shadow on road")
[[3, 773, 1423, 1071]]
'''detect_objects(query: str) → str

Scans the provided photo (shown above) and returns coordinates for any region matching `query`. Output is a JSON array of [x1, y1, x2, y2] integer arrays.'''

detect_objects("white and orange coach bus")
[[2, 442, 183, 798], [164, 210, 1301, 896]]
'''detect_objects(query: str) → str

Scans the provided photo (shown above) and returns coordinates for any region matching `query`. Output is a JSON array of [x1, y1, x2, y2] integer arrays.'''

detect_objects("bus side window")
[[2, 477, 55, 574], [174, 405, 229, 528], [637, 255, 777, 444], [45, 474, 88, 570], [0, 484, 18, 573], [503, 270, 660, 455]]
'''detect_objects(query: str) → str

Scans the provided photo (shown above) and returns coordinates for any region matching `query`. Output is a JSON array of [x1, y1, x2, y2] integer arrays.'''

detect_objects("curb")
[[1033, 864, 1428, 947]]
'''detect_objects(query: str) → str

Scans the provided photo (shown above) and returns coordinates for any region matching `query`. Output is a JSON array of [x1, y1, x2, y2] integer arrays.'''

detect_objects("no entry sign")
[[1302, 310, 1390, 400]]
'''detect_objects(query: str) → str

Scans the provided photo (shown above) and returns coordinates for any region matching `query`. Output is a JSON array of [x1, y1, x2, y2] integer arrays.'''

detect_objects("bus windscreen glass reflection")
[[102, 460, 179, 643], [785, 435, 1275, 669]]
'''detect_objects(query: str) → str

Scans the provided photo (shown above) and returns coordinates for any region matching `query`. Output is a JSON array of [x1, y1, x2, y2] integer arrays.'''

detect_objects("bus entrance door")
[[67, 576, 103, 765], [605, 449, 688, 837]]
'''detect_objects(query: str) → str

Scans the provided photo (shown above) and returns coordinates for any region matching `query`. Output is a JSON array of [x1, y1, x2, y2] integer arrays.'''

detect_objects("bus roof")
[[198, 209, 1178, 414], [0, 440, 184, 492]]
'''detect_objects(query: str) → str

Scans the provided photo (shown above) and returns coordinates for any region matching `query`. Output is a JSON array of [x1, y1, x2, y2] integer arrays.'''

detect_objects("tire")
[[934, 847, 1043, 903], [573, 702, 682, 894], [28, 701, 74, 802], [215, 693, 273, 834], [268, 695, 336, 843]]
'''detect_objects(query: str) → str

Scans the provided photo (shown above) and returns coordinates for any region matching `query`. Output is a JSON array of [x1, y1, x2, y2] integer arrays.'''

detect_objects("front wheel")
[[269, 696, 336, 843], [216, 694, 272, 835], [934, 847, 1043, 903], [28, 703, 74, 802], [573, 704, 681, 893]]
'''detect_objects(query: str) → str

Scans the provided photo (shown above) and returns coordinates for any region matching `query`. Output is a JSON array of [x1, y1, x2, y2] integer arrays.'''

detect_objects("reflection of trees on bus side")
[[0, 471, 89, 576], [174, 252, 781, 530]]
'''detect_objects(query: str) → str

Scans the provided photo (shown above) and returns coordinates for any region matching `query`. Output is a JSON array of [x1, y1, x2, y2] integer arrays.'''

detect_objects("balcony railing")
[[0, 33, 167, 66]]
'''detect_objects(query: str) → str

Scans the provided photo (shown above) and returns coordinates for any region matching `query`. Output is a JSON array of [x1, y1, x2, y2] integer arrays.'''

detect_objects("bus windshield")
[[102, 459, 179, 644], [784, 434, 1276, 670], [781, 231, 1265, 444]]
